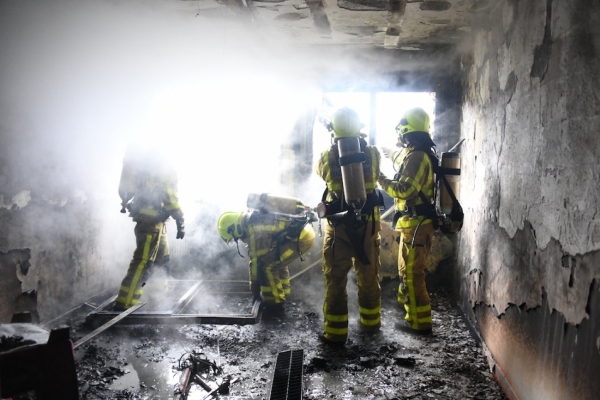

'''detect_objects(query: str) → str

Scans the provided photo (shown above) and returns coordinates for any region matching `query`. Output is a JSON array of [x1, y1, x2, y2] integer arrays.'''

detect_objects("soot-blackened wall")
[[458, 0, 600, 399]]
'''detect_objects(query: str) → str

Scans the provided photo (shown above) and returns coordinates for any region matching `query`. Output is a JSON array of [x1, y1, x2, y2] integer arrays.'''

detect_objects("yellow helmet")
[[396, 107, 430, 135], [331, 107, 363, 139], [217, 212, 244, 244]]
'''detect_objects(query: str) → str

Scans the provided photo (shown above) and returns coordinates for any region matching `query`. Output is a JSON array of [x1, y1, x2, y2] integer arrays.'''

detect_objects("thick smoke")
[[0, 0, 332, 315], [0, 0, 456, 318]]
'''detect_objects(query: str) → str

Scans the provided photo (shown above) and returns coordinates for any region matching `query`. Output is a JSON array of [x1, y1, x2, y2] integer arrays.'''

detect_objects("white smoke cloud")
[[0, 0, 324, 274], [0, 0, 445, 315]]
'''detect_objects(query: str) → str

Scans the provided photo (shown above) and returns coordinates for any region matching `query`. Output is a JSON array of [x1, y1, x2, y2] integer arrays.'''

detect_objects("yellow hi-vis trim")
[[125, 233, 153, 307], [360, 317, 381, 326], [359, 305, 381, 326], [324, 326, 348, 335], [139, 207, 159, 216], [248, 220, 287, 258], [325, 313, 348, 322], [402, 243, 432, 329], [264, 265, 285, 304], [396, 216, 433, 229], [416, 304, 431, 313], [386, 151, 433, 202], [280, 248, 295, 259], [359, 306, 380, 315], [405, 241, 419, 328], [164, 187, 180, 210], [321, 146, 379, 193], [397, 285, 405, 304], [365, 147, 379, 190]]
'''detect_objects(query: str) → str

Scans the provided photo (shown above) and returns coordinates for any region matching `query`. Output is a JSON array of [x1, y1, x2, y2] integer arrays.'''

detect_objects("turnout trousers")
[[257, 227, 315, 305], [397, 222, 434, 331], [322, 219, 381, 342], [116, 220, 169, 310]]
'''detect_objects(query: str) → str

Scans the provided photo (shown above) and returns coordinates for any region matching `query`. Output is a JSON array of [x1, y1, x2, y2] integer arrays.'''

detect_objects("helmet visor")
[[396, 118, 409, 135], [222, 224, 237, 245]]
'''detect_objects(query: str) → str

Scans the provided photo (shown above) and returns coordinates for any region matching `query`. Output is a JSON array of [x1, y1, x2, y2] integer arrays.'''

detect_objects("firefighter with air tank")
[[378, 107, 440, 335], [217, 194, 316, 315], [315, 107, 384, 346]]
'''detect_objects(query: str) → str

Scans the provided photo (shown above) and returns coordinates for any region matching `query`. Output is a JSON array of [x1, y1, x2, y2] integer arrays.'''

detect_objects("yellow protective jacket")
[[379, 147, 434, 229], [315, 138, 381, 212], [129, 165, 184, 224], [242, 211, 308, 282]]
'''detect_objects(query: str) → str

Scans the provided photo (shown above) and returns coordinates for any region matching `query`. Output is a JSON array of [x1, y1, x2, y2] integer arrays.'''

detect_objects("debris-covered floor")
[[63, 267, 508, 400]]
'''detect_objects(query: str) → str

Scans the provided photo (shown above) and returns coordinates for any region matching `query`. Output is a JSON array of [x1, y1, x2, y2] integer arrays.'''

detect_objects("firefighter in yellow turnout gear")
[[217, 199, 316, 310], [315, 107, 383, 345], [379, 107, 436, 335], [115, 147, 185, 311]]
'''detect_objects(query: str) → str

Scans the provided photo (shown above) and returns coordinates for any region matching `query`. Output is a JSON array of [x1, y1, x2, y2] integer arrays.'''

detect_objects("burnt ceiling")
[[184, 0, 490, 50]]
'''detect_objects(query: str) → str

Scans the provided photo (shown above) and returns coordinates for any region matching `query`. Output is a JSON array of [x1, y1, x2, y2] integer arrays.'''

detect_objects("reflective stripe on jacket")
[[245, 212, 299, 282], [129, 167, 183, 223], [379, 148, 434, 229], [315, 141, 381, 202]]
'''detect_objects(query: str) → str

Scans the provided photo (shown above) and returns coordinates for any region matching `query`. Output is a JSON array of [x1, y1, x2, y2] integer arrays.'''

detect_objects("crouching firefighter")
[[115, 145, 185, 312], [315, 107, 384, 345], [217, 194, 316, 313]]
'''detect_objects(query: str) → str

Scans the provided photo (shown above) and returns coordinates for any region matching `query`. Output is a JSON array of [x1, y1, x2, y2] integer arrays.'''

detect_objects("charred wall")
[[0, 119, 125, 323], [457, 0, 600, 399]]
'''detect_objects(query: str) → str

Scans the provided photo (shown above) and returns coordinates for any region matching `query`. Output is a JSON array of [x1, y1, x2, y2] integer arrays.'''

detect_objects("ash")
[[69, 271, 507, 400]]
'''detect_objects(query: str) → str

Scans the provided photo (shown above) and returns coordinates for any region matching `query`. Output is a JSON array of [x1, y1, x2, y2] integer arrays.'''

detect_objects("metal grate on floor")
[[84, 280, 261, 327], [267, 349, 304, 400]]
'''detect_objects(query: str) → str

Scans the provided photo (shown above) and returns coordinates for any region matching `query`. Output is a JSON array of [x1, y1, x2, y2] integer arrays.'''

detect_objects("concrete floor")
[[65, 267, 508, 400]]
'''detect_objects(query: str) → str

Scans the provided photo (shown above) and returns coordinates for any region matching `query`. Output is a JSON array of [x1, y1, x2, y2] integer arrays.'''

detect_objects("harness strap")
[[339, 152, 366, 166]]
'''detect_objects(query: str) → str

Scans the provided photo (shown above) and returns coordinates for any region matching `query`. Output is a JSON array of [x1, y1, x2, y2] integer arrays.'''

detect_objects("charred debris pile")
[[66, 277, 507, 400]]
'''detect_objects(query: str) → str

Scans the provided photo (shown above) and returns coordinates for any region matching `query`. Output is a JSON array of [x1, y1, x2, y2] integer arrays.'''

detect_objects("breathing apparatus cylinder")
[[247, 193, 305, 215], [439, 152, 461, 215], [329, 107, 368, 215], [337, 137, 367, 211]]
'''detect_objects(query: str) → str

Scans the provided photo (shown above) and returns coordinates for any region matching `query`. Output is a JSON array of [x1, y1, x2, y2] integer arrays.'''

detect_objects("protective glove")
[[176, 218, 185, 239], [250, 281, 261, 301], [378, 171, 389, 187]]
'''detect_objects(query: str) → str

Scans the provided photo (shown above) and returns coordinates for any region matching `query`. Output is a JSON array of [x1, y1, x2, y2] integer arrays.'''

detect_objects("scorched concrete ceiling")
[[176, 0, 487, 50]]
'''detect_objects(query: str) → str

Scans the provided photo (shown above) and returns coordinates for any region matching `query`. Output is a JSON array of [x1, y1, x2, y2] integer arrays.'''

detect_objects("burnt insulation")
[[337, 0, 387, 12]]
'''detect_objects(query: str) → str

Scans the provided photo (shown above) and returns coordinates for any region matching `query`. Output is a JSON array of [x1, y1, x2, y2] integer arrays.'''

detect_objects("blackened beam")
[[384, 0, 407, 48], [306, 0, 331, 36], [85, 299, 262, 326], [73, 302, 146, 349], [175, 367, 192, 400]]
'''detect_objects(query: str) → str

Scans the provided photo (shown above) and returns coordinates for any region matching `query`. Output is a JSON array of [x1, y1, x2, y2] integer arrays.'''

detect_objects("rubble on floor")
[[68, 278, 508, 400]]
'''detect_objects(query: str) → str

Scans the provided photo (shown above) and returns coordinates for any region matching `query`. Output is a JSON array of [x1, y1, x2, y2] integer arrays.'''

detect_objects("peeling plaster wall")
[[457, 0, 600, 399], [0, 116, 131, 322], [0, 248, 36, 322]]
